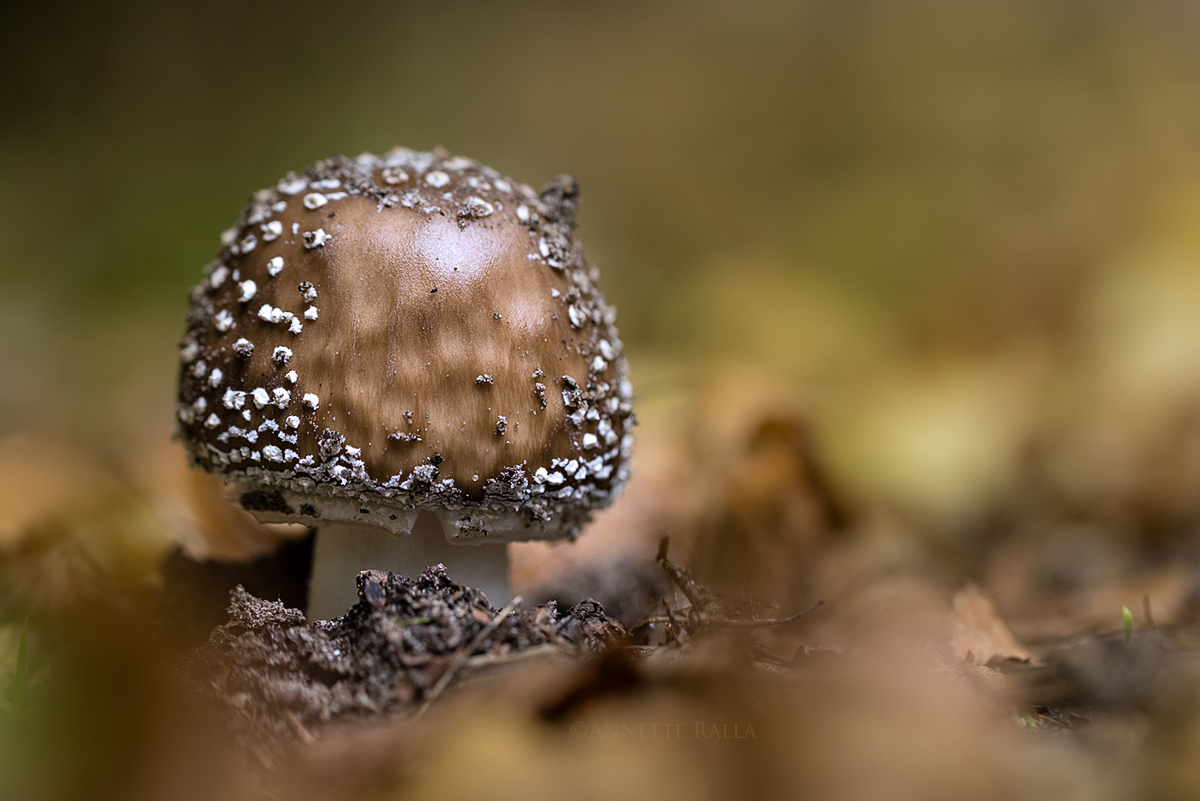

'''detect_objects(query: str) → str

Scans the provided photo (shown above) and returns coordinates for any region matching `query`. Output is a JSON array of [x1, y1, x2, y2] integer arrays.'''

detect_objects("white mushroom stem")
[[306, 512, 510, 620]]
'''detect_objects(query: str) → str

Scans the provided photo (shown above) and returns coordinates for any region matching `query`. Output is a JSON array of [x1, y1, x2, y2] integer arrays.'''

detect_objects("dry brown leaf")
[[948, 583, 1033, 666], [139, 439, 309, 562], [0, 431, 174, 607]]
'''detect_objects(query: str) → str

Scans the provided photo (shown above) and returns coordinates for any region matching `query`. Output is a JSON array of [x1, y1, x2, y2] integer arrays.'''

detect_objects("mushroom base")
[[306, 513, 510, 620]]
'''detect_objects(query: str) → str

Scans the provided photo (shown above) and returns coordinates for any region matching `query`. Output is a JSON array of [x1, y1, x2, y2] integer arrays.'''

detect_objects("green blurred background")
[[7, 0, 1200, 525]]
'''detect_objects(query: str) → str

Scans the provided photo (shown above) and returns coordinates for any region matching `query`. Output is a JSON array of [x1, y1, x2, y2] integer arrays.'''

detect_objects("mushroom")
[[175, 148, 635, 619]]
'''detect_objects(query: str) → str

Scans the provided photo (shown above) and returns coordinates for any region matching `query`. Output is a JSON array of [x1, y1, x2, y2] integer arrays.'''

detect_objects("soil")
[[184, 565, 625, 756]]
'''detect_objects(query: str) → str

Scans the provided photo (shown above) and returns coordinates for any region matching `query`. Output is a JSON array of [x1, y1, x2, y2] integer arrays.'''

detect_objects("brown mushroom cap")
[[176, 148, 634, 542]]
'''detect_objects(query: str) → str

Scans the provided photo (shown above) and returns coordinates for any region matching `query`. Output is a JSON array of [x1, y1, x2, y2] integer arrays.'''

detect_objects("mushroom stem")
[[306, 512, 510, 620]]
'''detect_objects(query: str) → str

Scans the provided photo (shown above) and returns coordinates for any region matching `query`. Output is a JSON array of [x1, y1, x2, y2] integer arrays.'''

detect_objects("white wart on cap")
[[176, 148, 634, 546]]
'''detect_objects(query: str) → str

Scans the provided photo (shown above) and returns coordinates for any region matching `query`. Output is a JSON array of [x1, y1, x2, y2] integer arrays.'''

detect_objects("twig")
[[284, 710, 315, 744], [636, 599, 825, 630], [662, 596, 682, 643], [697, 599, 826, 628], [415, 596, 522, 718], [751, 642, 792, 663], [656, 536, 723, 611], [462, 642, 564, 670]]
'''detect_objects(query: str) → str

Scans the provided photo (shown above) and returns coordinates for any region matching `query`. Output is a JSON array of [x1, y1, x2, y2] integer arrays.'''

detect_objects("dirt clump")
[[186, 565, 625, 756]]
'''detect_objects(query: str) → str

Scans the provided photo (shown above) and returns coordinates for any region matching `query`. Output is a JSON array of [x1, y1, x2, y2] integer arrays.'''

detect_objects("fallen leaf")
[[948, 583, 1033, 666]]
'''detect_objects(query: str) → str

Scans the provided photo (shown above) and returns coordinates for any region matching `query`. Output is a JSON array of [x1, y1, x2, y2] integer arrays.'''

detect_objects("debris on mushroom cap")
[[176, 148, 635, 543]]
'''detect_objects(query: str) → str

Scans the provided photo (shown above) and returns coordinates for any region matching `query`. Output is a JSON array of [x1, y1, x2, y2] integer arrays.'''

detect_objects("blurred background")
[[8, 0, 1200, 798], [9, 0, 1200, 529]]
